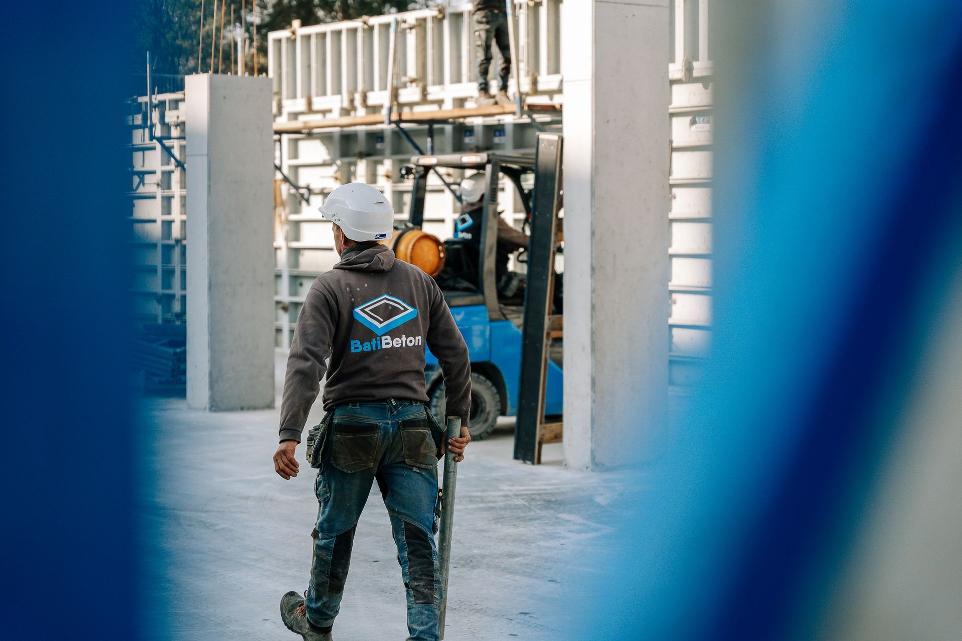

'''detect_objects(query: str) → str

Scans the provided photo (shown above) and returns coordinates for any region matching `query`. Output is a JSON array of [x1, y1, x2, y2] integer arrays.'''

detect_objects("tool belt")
[[305, 411, 333, 469], [304, 400, 446, 469]]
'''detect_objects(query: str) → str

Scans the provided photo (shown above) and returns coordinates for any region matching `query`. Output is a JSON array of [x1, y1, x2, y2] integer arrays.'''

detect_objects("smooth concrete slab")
[[138, 357, 640, 641]]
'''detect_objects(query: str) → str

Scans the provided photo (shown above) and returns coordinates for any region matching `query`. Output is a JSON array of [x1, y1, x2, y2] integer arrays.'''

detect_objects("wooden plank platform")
[[274, 103, 561, 134]]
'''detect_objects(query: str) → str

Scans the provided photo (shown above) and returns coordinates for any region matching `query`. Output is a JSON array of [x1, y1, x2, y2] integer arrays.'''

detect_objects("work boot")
[[280, 591, 333, 641], [476, 87, 495, 106], [495, 89, 511, 106]]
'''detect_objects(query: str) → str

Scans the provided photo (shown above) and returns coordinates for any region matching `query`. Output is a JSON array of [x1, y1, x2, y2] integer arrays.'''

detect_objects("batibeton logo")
[[350, 294, 422, 354], [454, 213, 474, 240], [352, 294, 418, 336]]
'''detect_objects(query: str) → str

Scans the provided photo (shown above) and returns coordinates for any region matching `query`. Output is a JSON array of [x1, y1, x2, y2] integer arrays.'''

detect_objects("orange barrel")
[[392, 229, 446, 277]]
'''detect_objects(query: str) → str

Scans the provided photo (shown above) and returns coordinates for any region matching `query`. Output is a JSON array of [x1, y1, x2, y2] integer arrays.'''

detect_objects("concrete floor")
[[138, 360, 638, 641]]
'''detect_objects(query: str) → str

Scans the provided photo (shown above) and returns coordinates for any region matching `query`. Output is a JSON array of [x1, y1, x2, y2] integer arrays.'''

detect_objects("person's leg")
[[305, 406, 384, 629], [474, 10, 495, 93], [388, 513, 440, 641], [493, 11, 512, 93], [378, 405, 442, 641]]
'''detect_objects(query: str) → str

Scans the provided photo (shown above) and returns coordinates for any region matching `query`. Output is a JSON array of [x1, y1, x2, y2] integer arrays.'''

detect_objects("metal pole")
[[252, 1, 258, 75], [237, 25, 244, 76], [437, 416, 461, 640], [198, 0, 206, 72], [210, 0, 218, 73], [504, 0, 523, 117], [218, 0, 226, 74], [229, 5, 235, 73], [144, 51, 153, 145], [240, 0, 246, 75], [274, 162, 310, 204], [145, 51, 151, 109]]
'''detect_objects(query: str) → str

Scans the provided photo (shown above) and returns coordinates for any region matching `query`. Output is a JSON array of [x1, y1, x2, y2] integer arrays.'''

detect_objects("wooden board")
[[274, 103, 561, 134], [540, 422, 563, 444]]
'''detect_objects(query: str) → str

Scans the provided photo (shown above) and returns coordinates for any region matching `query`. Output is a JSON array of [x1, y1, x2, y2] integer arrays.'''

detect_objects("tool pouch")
[[424, 406, 446, 460], [305, 411, 333, 469]]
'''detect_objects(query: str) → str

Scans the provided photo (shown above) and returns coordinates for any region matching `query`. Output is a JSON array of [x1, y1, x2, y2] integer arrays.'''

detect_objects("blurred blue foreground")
[[576, 2, 962, 640]]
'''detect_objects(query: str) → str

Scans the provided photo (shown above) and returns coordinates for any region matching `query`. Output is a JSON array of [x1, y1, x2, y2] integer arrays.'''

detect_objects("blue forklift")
[[397, 133, 565, 463]]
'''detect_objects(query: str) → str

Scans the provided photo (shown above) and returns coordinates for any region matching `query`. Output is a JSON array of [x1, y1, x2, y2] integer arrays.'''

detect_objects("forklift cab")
[[404, 151, 537, 315], [400, 141, 564, 445]]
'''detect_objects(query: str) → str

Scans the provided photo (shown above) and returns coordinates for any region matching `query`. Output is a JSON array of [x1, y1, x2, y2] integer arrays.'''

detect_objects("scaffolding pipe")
[[274, 163, 310, 204]]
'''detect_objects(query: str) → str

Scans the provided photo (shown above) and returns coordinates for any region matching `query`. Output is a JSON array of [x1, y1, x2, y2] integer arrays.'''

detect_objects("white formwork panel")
[[127, 92, 187, 326], [669, 0, 713, 385], [267, 1, 564, 117]]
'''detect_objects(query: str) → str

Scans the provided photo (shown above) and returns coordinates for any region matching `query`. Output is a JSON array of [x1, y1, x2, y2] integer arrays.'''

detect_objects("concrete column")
[[562, 1, 670, 469], [186, 74, 274, 410]]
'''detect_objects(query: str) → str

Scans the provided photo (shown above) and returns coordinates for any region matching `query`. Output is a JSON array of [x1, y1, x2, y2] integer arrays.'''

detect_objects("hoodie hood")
[[334, 243, 396, 272]]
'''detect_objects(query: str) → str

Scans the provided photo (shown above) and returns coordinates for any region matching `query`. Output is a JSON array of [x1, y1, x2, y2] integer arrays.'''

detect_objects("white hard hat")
[[319, 182, 394, 242], [460, 172, 487, 204]]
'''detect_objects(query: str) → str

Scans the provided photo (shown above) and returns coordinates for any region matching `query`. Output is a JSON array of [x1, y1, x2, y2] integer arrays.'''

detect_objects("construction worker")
[[453, 172, 528, 295], [473, 0, 512, 101], [273, 182, 473, 641]]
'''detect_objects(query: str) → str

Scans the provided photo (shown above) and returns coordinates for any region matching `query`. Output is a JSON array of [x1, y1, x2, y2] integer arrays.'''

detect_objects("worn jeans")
[[305, 400, 441, 641], [475, 9, 511, 92]]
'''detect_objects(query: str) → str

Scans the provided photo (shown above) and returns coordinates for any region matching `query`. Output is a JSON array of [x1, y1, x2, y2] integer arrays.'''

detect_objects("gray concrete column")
[[186, 74, 274, 410], [562, 1, 670, 469]]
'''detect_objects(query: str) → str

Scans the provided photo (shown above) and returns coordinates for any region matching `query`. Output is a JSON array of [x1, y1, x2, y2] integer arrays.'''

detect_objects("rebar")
[[218, 0, 226, 73], [210, 0, 218, 73], [229, 4, 235, 73], [198, 0, 205, 72]]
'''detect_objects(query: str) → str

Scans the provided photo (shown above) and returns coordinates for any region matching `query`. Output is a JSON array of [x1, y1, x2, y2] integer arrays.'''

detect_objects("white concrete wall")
[[186, 74, 275, 410], [563, 1, 671, 469]]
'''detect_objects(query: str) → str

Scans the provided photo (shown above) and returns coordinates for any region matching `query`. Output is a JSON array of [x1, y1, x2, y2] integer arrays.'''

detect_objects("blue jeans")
[[306, 400, 441, 641]]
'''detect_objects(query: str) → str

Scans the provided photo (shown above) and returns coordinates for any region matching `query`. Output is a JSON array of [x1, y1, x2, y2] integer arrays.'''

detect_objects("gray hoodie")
[[279, 243, 471, 442]]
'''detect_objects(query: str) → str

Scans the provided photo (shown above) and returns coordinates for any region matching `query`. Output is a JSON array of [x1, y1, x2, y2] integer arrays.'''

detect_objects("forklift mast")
[[404, 135, 564, 462], [514, 134, 563, 463]]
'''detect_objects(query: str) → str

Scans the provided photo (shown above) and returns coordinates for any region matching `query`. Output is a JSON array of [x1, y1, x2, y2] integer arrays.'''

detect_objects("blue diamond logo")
[[353, 295, 418, 336]]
